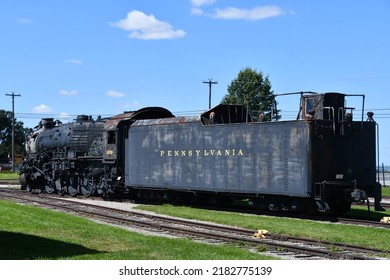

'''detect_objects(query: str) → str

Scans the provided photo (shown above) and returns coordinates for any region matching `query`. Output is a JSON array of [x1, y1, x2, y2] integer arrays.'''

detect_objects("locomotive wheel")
[[44, 180, 55, 194], [67, 175, 78, 197], [55, 178, 65, 195], [81, 177, 96, 197]]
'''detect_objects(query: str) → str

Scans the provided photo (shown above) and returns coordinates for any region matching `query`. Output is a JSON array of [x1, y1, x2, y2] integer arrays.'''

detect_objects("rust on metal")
[[104, 112, 135, 131]]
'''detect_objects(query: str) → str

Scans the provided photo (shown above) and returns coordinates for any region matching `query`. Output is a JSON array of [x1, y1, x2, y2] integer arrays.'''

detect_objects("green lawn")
[[0, 171, 19, 179], [382, 186, 390, 197], [1, 171, 389, 259], [0, 199, 277, 260]]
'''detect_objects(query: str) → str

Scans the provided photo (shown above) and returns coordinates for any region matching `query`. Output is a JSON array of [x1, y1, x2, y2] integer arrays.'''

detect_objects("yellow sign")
[[160, 149, 244, 157]]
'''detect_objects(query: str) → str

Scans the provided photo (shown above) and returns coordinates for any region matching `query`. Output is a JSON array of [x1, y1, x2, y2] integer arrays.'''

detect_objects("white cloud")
[[32, 104, 53, 113], [190, 1, 285, 20], [191, 0, 216, 15], [214, 6, 285, 20], [17, 18, 33, 24], [110, 10, 186, 40], [65, 59, 82, 64], [59, 90, 78, 96], [57, 112, 71, 120], [122, 100, 141, 109], [191, 8, 204, 15], [105, 90, 125, 98], [191, 0, 216, 7]]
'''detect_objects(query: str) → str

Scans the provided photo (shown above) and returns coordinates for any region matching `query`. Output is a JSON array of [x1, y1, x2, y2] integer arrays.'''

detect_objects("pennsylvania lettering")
[[160, 148, 244, 157]]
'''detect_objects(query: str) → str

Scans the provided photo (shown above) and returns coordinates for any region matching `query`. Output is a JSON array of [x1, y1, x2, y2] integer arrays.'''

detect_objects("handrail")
[[338, 107, 345, 135], [323, 107, 335, 133], [345, 94, 365, 130]]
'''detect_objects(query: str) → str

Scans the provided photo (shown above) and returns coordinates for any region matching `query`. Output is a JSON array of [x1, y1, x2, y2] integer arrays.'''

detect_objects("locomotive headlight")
[[336, 174, 344, 180]]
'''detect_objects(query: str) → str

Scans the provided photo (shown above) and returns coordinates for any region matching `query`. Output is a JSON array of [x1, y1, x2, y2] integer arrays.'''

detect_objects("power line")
[[11, 105, 390, 124]]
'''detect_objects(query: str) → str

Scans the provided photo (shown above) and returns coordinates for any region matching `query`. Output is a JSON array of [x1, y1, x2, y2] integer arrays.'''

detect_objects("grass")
[[0, 171, 19, 179], [1, 171, 389, 259], [347, 205, 389, 221], [382, 187, 390, 197], [0, 199, 277, 260], [135, 204, 390, 252]]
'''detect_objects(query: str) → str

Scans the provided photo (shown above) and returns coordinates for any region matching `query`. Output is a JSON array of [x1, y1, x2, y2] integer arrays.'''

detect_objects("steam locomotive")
[[19, 92, 383, 213]]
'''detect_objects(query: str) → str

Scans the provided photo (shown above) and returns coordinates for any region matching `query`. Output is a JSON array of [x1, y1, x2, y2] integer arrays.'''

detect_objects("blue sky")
[[1, 0, 389, 163]]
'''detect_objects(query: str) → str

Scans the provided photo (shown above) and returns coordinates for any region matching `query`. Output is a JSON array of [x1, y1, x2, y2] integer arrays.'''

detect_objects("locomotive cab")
[[102, 107, 175, 194], [103, 107, 175, 162]]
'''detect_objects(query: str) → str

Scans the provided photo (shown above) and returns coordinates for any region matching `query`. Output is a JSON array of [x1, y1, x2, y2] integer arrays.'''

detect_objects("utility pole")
[[5, 92, 21, 172], [203, 79, 218, 109]]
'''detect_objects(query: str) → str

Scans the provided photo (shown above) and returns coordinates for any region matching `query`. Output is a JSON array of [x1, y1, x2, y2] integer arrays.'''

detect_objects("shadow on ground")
[[0, 231, 101, 260]]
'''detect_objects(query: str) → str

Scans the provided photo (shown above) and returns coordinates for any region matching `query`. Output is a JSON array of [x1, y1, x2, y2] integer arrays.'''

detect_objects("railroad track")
[[352, 200, 390, 210], [1, 188, 389, 260], [380, 201, 390, 209], [0, 178, 19, 185], [0, 186, 388, 228]]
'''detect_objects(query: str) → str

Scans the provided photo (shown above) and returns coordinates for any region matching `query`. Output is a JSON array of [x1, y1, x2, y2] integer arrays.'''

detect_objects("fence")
[[378, 171, 390, 187]]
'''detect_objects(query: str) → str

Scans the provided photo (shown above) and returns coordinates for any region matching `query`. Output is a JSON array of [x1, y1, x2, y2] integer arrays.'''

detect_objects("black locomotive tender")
[[19, 92, 382, 213]]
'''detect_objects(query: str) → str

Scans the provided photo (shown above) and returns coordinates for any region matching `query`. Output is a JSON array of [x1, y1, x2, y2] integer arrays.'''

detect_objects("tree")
[[221, 67, 279, 121], [0, 109, 28, 163]]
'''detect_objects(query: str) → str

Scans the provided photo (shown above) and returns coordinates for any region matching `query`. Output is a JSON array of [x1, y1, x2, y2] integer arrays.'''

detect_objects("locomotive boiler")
[[19, 115, 106, 196]]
